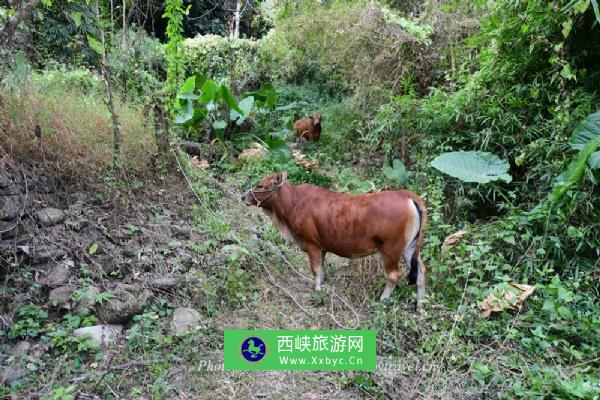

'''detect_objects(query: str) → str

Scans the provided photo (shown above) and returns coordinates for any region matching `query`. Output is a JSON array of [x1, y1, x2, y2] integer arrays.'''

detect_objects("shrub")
[[183, 34, 270, 92], [107, 29, 165, 101], [260, 0, 439, 100]]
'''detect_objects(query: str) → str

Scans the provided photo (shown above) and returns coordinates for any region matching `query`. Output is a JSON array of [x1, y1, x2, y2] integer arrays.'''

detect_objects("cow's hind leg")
[[415, 253, 426, 311], [379, 253, 401, 301], [405, 241, 426, 311], [307, 246, 324, 291]]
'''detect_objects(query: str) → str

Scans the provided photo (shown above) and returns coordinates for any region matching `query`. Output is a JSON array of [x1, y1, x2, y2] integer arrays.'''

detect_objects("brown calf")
[[294, 114, 322, 141], [243, 172, 428, 310]]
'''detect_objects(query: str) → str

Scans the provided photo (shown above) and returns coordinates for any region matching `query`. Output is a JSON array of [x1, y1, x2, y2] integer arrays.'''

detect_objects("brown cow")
[[243, 172, 428, 310], [294, 114, 322, 141]]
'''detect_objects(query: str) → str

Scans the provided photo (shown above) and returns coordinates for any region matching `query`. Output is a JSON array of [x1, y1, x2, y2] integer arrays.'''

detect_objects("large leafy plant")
[[430, 151, 513, 184], [531, 110, 600, 216], [174, 74, 277, 140]]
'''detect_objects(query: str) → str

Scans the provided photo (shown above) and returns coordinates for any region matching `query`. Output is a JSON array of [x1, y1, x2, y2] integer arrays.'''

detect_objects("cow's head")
[[243, 172, 288, 207], [312, 114, 322, 126]]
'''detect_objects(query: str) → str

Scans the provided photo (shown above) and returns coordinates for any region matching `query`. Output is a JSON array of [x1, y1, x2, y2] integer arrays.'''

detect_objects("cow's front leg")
[[307, 246, 324, 291]]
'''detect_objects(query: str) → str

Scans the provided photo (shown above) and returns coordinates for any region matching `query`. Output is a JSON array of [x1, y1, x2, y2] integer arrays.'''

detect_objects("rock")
[[169, 307, 201, 334], [0, 220, 18, 239], [73, 324, 123, 346], [74, 286, 100, 314], [179, 252, 193, 268], [35, 207, 66, 227], [48, 285, 76, 308], [239, 142, 267, 161], [96, 284, 150, 323], [45, 259, 74, 286], [29, 343, 49, 360], [169, 225, 190, 239], [9, 341, 30, 358], [65, 218, 89, 232], [0, 196, 22, 221], [1, 366, 28, 386], [30, 246, 67, 265], [150, 276, 184, 290]]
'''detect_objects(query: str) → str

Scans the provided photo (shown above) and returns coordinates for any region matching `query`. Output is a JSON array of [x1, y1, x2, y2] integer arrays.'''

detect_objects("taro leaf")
[[239, 96, 254, 116], [590, 151, 600, 169], [383, 159, 410, 184], [230, 96, 254, 125], [212, 119, 227, 130], [431, 151, 512, 184], [87, 35, 105, 56], [220, 85, 243, 114], [570, 110, 600, 169], [248, 84, 278, 108], [194, 72, 207, 90], [191, 107, 208, 125], [177, 76, 198, 100], [200, 80, 219, 103], [174, 99, 194, 124]]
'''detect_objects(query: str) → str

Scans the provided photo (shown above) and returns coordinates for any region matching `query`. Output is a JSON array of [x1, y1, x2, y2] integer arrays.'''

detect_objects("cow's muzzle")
[[242, 192, 254, 206]]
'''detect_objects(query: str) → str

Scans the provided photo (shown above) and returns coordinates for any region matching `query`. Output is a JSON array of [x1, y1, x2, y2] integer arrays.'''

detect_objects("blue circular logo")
[[241, 336, 266, 362]]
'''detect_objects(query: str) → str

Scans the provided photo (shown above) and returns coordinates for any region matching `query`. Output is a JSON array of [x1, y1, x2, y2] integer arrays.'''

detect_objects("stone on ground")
[[48, 285, 76, 308], [96, 284, 150, 323], [36, 207, 66, 227], [45, 259, 74, 286], [169, 307, 202, 334], [73, 324, 123, 346]]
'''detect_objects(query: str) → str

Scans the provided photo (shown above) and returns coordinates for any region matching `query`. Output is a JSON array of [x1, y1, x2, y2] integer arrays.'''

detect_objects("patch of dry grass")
[[0, 83, 156, 183]]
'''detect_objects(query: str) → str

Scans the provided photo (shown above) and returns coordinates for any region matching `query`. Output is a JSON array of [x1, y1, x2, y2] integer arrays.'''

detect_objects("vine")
[[163, 0, 189, 114]]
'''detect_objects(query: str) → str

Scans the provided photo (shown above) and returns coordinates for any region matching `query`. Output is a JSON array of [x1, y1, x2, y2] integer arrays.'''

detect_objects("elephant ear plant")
[[174, 74, 277, 140], [431, 151, 513, 184]]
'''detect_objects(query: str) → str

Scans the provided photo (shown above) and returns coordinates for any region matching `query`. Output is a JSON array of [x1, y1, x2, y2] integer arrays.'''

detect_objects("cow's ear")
[[280, 171, 288, 183]]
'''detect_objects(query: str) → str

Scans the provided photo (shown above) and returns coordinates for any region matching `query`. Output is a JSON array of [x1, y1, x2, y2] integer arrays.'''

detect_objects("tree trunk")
[[121, 0, 129, 52], [152, 97, 173, 170], [0, 0, 41, 47], [94, 2, 123, 173], [233, 1, 241, 38]]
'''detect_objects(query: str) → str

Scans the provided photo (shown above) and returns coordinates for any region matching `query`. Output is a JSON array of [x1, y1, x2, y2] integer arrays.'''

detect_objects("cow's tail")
[[408, 196, 427, 285]]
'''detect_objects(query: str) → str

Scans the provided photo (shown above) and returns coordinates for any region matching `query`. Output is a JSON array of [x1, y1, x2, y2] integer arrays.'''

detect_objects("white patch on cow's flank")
[[406, 200, 421, 245], [403, 200, 421, 268]]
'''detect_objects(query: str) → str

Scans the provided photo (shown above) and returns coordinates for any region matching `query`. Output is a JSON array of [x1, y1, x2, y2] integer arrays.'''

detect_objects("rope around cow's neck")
[[248, 181, 285, 207]]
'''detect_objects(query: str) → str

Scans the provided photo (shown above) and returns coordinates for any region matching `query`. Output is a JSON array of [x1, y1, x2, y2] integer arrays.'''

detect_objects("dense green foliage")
[[183, 34, 270, 91]]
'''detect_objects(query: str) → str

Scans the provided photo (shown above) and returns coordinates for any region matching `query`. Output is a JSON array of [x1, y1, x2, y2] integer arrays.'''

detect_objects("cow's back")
[[288, 186, 421, 258]]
